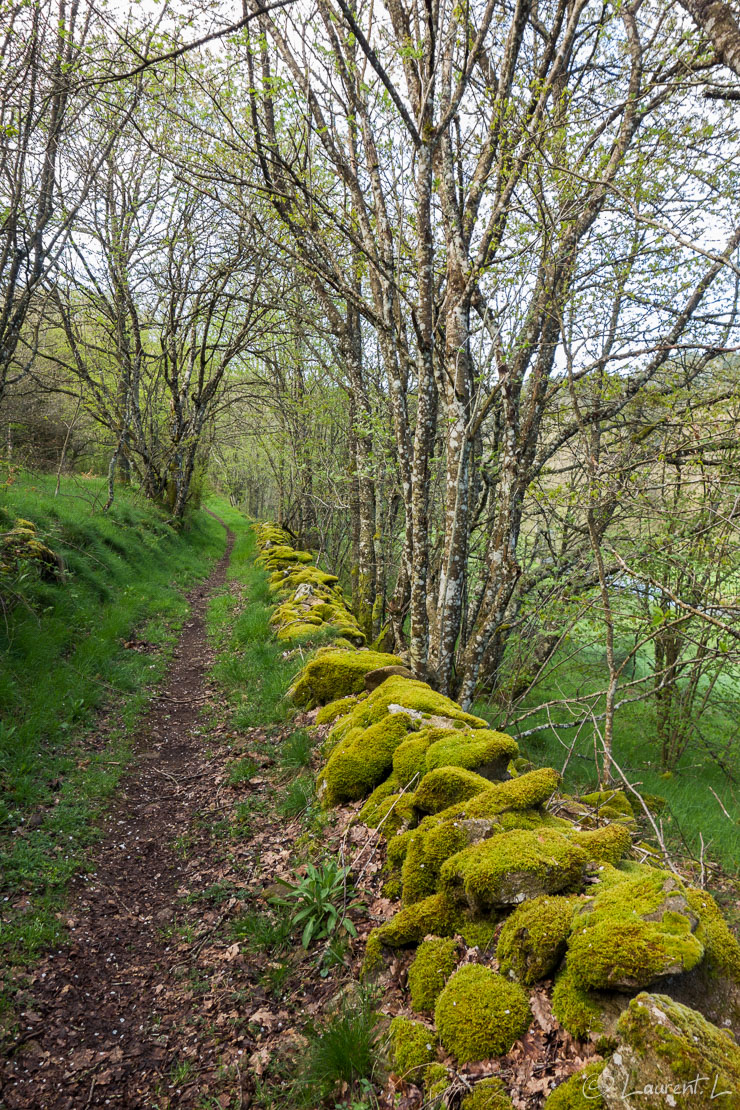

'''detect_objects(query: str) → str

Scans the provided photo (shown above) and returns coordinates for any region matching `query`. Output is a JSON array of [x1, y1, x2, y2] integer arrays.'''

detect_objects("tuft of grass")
[[231, 909, 293, 952], [293, 989, 382, 1107], [277, 775, 315, 819], [227, 757, 259, 785], [280, 729, 313, 772]]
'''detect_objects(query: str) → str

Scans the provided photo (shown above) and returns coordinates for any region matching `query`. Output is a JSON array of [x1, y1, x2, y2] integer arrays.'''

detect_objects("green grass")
[[206, 523, 304, 729], [292, 989, 382, 1107], [476, 641, 740, 874], [0, 467, 229, 966]]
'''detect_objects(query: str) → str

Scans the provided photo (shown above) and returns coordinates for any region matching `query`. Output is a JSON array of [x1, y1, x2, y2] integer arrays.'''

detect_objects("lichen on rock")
[[434, 964, 531, 1063]]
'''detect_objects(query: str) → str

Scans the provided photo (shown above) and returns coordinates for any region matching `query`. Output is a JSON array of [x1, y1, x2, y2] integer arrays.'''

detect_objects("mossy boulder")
[[497, 895, 580, 984], [432, 767, 560, 825], [318, 712, 414, 805], [565, 871, 704, 992], [389, 1016, 438, 1081], [269, 565, 339, 594], [290, 648, 403, 708], [579, 789, 634, 824], [543, 1062, 607, 1109], [407, 937, 459, 1012], [460, 1076, 514, 1109], [424, 730, 519, 782], [659, 886, 740, 1035], [362, 791, 416, 837], [441, 828, 588, 912], [315, 693, 363, 726], [327, 676, 488, 747], [414, 766, 493, 814], [566, 823, 632, 865], [434, 965, 531, 1063], [599, 993, 740, 1109], [551, 966, 608, 1038], [424, 1062, 450, 1099], [256, 543, 313, 568], [363, 893, 498, 975], [393, 732, 438, 788], [364, 664, 415, 691]]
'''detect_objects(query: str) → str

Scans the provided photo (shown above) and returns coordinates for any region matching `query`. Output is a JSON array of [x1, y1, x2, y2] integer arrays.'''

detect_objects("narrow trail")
[[0, 517, 268, 1109]]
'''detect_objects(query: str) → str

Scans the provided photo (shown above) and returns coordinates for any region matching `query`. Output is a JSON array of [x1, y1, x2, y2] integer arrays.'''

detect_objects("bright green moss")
[[393, 730, 445, 788], [269, 565, 339, 593], [326, 676, 488, 747], [424, 1062, 449, 1098], [387, 827, 414, 869], [602, 993, 740, 1109], [366, 893, 498, 959], [497, 895, 580, 984], [460, 1077, 514, 1110], [256, 543, 313, 567], [425, 730, 519, 780], [414, 766, 493, 814], [290, 648, 403, 708], [685, 887, 740, 983], [316, 693, 362, 726], [366, 792, 417, 836], [551, 967, 604, 1038], [441, 828, 588, 912], [389, 1016, 438, 1080], [401, 816, 511, 906], [359, 778, 399, 825], [318, 712, 414, 805], [543, 1062, 606, 1109], [566, 823, 632, 865], [407, 937, 459, 1012], [434, 965, 531, 1063], [565, 871, 704, 991], [432, 767, 560, 825], [580, 789, 633, 820]]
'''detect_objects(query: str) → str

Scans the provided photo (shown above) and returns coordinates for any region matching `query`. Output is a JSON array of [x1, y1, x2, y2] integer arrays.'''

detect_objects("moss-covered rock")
[[269, 565, 339, 593], [566, 823, 632, 865], [363, 893, 498, 975], [425, 730, 519, 781], [326, 676, 488, 747], [659, 887, 740, 1035], [460, 1076, 515, 1109], [290, 648, 403, 708], [315, 693, 362, 726], [363, 791, 417, 836], [599, 993, 740, 1109], [401, 821, 471, 905], [424, 1062, 450, 1099], [393, 729, 448, 788], [408, 937, 459, 1012], [389, 1016, 438, 1080], [551, 966, 606, 1038], [497, 895, 580, 984], [579, 789, 634, 822], [256, 543, 313, 568], [441, 828, 588, 912], [318, 712, 414, 805], [414, 766, 493, 814], [543, 1062, 606, 1109], [432, 767, 560, 825], [565, 871, 704, 992], [434, 965, 531, 1063]]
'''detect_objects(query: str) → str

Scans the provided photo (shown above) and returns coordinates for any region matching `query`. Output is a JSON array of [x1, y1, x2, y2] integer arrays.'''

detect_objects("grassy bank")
[[0, 469, 228, 966]]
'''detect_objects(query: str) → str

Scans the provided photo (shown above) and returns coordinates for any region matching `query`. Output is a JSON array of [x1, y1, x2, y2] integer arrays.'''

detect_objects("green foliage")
[[280, 729, 313, 772], [269, 858, 361, 949], [277, 775, 315, 818], [292, 989, 381, 1106]]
